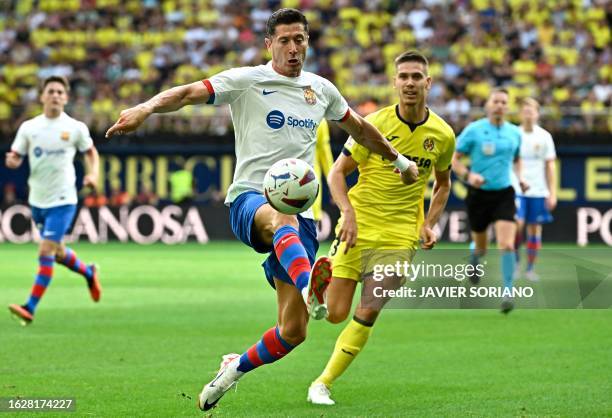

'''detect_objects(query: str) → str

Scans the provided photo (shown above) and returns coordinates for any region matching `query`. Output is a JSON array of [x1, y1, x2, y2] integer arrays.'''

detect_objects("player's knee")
[[271, 212, 299, 232], [280, 328, 306, 347], [326, 305, 350, 324], [39, 240, 57, 257], [527, 224, 541, 236], [54, 245, 66, 261], [499, 242, 514, 251], [255, 208, 299, 244], [278, 322, 307, 346]]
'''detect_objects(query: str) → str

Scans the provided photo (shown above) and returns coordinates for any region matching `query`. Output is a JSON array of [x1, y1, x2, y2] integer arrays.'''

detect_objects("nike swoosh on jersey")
[[341, 349, 354, 356], [263, 89, 278, 95]]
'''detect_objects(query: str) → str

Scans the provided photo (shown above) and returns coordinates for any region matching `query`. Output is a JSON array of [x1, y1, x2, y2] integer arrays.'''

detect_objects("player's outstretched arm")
[[83, 147, 100, 188], [327, 153, 359, 253], [421, 169, 452, 250], [5, 151, 23, 169], [337, 111, 418, 184], [105, 81, 210, 138]]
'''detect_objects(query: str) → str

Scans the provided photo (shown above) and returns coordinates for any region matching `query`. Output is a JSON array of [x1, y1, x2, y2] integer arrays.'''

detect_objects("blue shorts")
[[516, 196, 553, 224], [31, 204, 77, 243], [229, 191, 319, 289]]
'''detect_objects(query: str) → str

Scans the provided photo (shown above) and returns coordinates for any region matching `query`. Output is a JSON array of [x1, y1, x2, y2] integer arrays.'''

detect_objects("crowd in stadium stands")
[[83, 185, 158, 207], [0, 0, 610, 141]]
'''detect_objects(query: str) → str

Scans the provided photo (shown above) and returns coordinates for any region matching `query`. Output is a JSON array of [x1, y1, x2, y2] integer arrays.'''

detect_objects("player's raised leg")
[[199, 278, 308, 410], [199, 192, 323, 410], [255, 204, 331, 316], [55, 245, 102, 301]]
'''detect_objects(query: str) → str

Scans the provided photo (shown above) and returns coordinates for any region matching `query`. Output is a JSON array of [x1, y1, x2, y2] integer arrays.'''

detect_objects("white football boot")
[[302, 256, 332, 320], [513, 264, 522, 280], [198, 353, 243, 411], [307, 382, 335, 405], [525, 270, 540, 282]]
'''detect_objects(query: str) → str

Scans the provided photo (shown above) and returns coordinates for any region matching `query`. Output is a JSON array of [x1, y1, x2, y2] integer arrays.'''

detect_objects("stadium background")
[[1, 2, 611, 417], [0, 0, 610, 245]]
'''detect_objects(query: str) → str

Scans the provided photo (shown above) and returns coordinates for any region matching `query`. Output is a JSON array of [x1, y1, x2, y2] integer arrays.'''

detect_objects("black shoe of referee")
[[500, 297, 515, 314], [467, 265, 480, 285]]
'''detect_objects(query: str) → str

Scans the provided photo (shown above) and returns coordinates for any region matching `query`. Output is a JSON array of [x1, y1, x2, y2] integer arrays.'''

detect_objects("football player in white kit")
[[106, 9, 418, 411], [515, 98, 557, 281], [6, 76, 102, 325]]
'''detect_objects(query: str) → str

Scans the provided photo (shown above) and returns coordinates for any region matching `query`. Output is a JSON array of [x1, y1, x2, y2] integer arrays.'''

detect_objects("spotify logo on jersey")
[[266, 110, 286, 129]]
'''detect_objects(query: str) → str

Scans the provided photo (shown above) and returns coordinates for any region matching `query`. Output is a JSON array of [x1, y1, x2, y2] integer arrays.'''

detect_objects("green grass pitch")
[[1, 242, 610, 417]]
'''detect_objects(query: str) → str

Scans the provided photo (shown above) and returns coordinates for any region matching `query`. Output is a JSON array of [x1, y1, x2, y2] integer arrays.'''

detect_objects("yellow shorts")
[[329, 236, 417, 282]]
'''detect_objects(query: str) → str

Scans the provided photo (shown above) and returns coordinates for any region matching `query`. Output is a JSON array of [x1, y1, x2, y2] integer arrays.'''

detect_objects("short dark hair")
[[265, 8, 309, 38], [41, 76, 70, 93], [394, 50, 429, 71]]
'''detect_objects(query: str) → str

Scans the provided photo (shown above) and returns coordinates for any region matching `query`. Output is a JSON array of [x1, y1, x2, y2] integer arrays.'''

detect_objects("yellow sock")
[[315, 318, 373, 388]]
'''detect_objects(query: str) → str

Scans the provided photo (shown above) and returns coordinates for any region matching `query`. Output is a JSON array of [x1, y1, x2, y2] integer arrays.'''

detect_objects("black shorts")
[[465, 186, 516, 232]]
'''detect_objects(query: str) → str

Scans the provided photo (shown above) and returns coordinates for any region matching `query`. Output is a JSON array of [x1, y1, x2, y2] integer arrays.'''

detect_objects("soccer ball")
[[263, 158, 319, 215]]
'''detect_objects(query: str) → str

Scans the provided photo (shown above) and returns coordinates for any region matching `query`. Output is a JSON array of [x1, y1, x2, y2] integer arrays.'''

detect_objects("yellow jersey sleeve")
[[342, 137, 370, 164], [435, 128, 456, 171], [315, 119, 334, 177]]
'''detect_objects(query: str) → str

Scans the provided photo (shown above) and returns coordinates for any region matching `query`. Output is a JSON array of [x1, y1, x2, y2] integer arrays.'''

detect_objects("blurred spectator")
[[83, 189, 107, 208], [0, 0, 609, 138], [108, 186, 131, 207], [581, 91, 606, 132], [135, 186, 159, 206], [170, 168, 194, 206], [2, 182, 19, 207], [356, 98, 379, 117], [445, 93, 471, 125]]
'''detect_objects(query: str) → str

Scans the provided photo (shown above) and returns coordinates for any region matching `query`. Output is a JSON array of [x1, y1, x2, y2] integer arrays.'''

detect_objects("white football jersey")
[[11, 112, 93, 208], [205, 61, 349, 218], [518, 125, 556, 198]]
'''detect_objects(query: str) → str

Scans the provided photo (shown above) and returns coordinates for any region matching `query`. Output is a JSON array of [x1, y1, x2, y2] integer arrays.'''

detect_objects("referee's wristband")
[[392, 154, 411, 172]]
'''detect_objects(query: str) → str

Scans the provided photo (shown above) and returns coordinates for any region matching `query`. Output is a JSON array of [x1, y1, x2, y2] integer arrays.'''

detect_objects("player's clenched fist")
[[466, 172, 485, 188], [419, 225, 437, 250], [399, 162, 419, 185], [338, 208, 357, 253], [5, 151, 22, 169], [105, 105, 151, 138], [83, 174, 98, 188]]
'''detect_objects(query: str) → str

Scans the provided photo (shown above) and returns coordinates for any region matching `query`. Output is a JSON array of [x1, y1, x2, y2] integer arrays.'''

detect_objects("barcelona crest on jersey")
[[303, 87, 316, 105]]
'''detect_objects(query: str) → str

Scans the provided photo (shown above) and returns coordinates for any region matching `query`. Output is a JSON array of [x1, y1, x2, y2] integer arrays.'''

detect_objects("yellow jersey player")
[[307, 51, 456, 405], [312, 118, 334, 222]]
